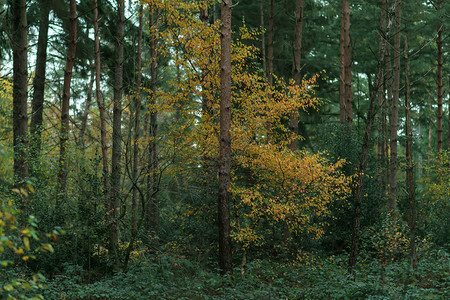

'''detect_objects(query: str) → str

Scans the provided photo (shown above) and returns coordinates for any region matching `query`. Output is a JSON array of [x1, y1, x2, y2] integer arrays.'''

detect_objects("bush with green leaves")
[[0, 189, 55, 299]]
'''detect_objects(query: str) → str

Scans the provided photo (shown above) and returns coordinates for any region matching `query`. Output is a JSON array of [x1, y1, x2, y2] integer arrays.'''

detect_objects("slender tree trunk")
[[58, 0, 77, 201], [131, 4, 144, 237], [11, 0, 28, 192], [260, 0, 266, 77], [218, 0, 233, 274], [340, 0, 352, 124], [94, 0, 110, 198], [267, 0, 274, 86], [348, 0, 400, 275], [78, 64, 94, 148], [388, 0, 401, 215], [110, 0, 125, 269], [377, 0, 387, 193], [146, 5, 160, 249], [30, 0, 50, 171], [283, 0, 304, 246], [436, 0, 443, 153], [290, 0, 303, 152], [404, 35, 417, 270]]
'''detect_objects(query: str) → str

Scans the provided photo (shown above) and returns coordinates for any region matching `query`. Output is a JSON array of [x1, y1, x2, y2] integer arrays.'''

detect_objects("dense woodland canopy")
[[0, 0, 449, 298]]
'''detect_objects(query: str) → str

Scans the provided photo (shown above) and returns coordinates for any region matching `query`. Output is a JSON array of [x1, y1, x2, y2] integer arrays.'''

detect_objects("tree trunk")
[[94, 0, 110, 200], [289, 0, 303, 152], [110, 0, 125, 270], [58, 0, 77, 201], [404, 35, 417, 270], [348, 0, 400, 276], [30, 0, 50, 171], [78, 64, 94, 148], [218, 0, 233, 274], [131, 4, 144, 237], [260, 0, 266, 77], [436, 0, 443, 153], [11, 0, 29, 191], [339, 0, 352, 124], [267, 0, 274, 86], [377, 0, 387, 193], [388, 0, 401, 215], [146, 5, 160, 250]]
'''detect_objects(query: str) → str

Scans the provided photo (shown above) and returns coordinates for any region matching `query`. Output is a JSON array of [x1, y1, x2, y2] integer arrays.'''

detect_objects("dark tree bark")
[[110, 0, 125, 269], [260, 0, 266, 77], [30, 0, 50, 170], [388, 0, 401, 215], [404, 35, 417, 270], [289, 0, 303, 152], [267, 0, 274, 86], [131, 4, 144, 237], [78, 64, 94, 148], [348, 0, 400, 276], [10, 0, 29, 190], [377, 0, 387, 193], [93, 0, 109, 198], [146, 5, 160, 249], [339, 0, 352, 124], [218, 0, 233, 274], [436, 0, 443, 152], [58, 0, 77, 200]]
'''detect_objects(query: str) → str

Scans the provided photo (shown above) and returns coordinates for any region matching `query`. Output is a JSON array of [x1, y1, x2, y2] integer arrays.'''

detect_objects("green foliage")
[[418, 151, 450, 248], [0, 191, 55, 299], [39, 250, 449, 299]]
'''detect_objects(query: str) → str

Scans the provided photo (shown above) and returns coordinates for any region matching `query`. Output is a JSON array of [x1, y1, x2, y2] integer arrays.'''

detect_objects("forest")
[[0, 0, 449, 298]]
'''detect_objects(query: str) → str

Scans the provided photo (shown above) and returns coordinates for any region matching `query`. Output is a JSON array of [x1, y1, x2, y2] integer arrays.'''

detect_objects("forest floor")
[[35, 249, 449, 299]]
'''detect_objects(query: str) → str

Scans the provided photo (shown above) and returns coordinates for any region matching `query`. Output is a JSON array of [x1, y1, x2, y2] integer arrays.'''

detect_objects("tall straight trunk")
[[131, 4, 144, 237], [436, 0, 443, 153], [58, 0, 77, 200], [94, 0, 109, 197], [289, 0, 303, 151], [110, 0, 125, 269], [339, 0, 352, 124], [30, 0, 50, 169], [388, 0, 401, 215], [404, 35, 417, 269], [377, 0, 387, 192], [11, 0, 28, 190], [260, 0, 266, 77], [146, 5, 160, 248], [283, 0, 304, 245], [78, 64, 94, 148], [267, 0, 274, 86], [348, 0, 399, 276], [218, 0, 233, 274]]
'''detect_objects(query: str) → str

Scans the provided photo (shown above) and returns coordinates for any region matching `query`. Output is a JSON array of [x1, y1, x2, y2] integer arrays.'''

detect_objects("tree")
[[348, 0, 400, 276], [339, 0, 352, 124], [290, 0, 303, 152], [404, 34, 417, 269], [436, 0, 443, 152], [58, 0, 77, 200], [145, 3, 160, 248], [388, 0, 401, 215], [29, 0, 50, 170], [93, 0, 109, 198], [218, 0, 233, 274], [267, 0, 274, 86], [131, 3, 143, 237], [10, 0, 28, 190], [110, 0, 125, 269]]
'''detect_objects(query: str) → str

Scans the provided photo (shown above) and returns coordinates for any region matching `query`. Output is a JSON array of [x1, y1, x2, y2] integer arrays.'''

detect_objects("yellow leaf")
[[22, 256, 29, 261], [23, 237, 30, 250], [4, 284, 13, 291], [15, 248, 24, 255]]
